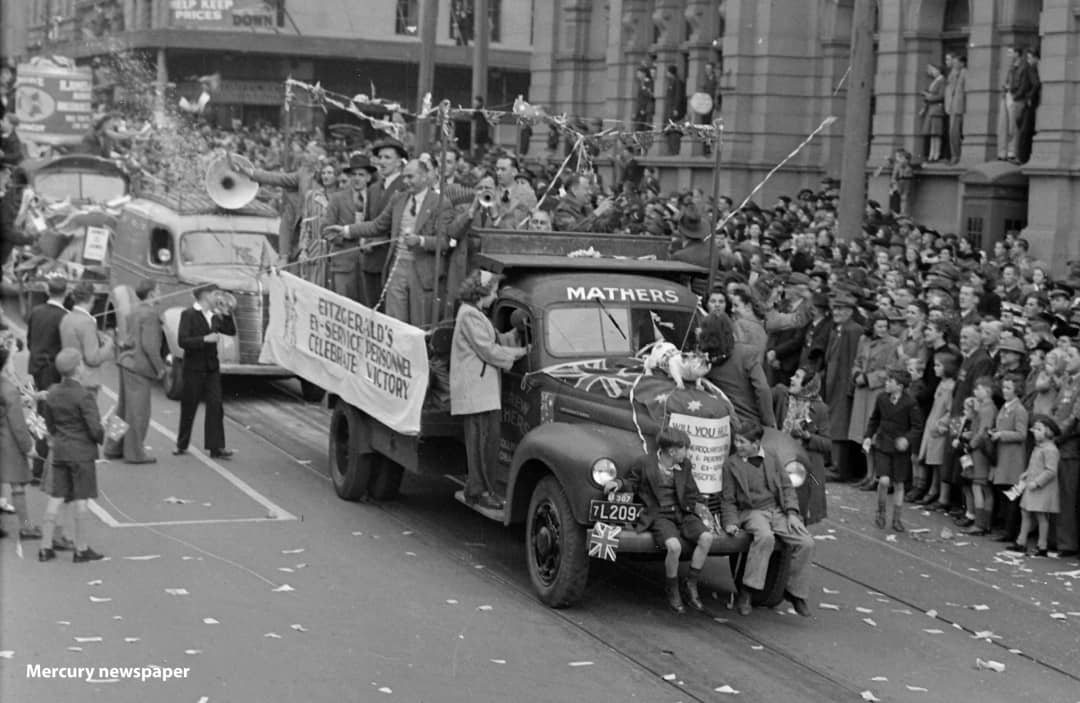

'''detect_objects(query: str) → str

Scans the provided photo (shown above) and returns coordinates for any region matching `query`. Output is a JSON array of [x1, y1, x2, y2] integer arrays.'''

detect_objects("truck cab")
[[324, 229, 822, 608]]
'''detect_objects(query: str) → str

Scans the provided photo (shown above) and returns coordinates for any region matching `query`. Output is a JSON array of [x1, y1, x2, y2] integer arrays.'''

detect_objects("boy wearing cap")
[[39, 349, 105, 563], [862, 368, 924, 531]]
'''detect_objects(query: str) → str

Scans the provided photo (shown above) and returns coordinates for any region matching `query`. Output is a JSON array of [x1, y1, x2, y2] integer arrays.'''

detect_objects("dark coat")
[[823, 318, 863, 438], [951, 348, 994, 416], [43, 377, 104, 462], [798, 315, 832, 374], [26, 301, 67, 389], [865, 391, 924, 453], [719, 452, 800, 529], [615, 453, 705, 533], [323, 186, 368, 274], [178, 306, 236, 374], [706, 344, 776, 429], [363, 174, 410, 274]]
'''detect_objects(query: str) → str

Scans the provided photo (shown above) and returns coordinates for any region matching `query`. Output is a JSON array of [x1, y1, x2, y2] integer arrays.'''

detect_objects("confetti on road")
[[296, 459, 312, 465], [855, 607, 874, 614], [871, 676, 888, 682], [290, 624, 308, 632], [923, 629, 944, 634], [163, 497, 191, 504], [203, 618, 219, 625], [1050, 569, 1080, 578], [124, 638, 140, 643], [907, 685, 929, 692], [89, 596, 112, 603], [813, 534, 836, 541], [926, 609, 938, 618], [67, 647, 83, 652], [661, 673, 676, 681], [278, 567, 294, 573], [351, 531, 364, 536], [750, 645, 764, 651], [972, 631, 999, 640], [165, 588, 189, 596], [87, 579, 103, 585], [402, 530, 413, 535], [863, 618, 877, 627], [446, 599, 459, 605], [885, 535, 897, 543], [405, 552, 416, 557], [184, 650, 202, 656], [1050, 613, 1067, 619], [73, 637, 102, 643], [971, 604, 990, 611], [891, 609, 913, 615], [0, 651, 13, 659], [282, 548, 305, 554], [1008, 648, 1022, 655], [568, 661, 594, 667], [976, 659, 1005, 672], [822, 587, 840, 594], [909, 528, 930, 534], [490, 659, 506, 664], [714, 685, 740, 694], [56, 621, 71, 626], [477, 605, 493, 611], [123, 555, 161, 561], [264, 632, 283, 639], [272, 584, 295, 592], [112, 616, 122, 620], [860, 691, 881, 702], [378, 687, 392, 694], [940, 528, 955, 540], [819, 603, 840, 610], [713, 617, 729, 624], [295, 563, 307, 569]]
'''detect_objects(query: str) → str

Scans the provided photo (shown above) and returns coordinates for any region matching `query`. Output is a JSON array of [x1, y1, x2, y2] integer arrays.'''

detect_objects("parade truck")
[[106, 184, 325, 403], [260, 229, 823, 608], [9, 155, 130, 319]]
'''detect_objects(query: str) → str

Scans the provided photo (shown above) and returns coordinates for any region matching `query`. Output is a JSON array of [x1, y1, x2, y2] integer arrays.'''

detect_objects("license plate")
[[589, 500, 643, 525]]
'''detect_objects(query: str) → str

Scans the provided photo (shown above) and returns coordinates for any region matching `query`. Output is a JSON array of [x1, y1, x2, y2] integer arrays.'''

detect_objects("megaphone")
[[205, 154, 258, 210]]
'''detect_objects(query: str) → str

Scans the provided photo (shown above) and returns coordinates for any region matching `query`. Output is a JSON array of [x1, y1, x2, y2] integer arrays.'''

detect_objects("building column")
[[650, 0, 685, 156], [615, 0, 652, 126], [958, 1, 1000, 164], [680, 0, 719, 157]]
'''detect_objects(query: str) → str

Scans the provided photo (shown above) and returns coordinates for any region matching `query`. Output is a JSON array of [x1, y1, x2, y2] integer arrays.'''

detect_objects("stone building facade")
[[531, 0, 1078, 271]]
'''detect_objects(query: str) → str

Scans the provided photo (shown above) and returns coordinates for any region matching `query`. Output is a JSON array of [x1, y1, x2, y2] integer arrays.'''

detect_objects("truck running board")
[[453, 490, 506, 522]]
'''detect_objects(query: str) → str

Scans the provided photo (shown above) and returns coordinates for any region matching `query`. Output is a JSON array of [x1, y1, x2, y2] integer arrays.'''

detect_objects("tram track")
[[225, 380, 1080, 700]]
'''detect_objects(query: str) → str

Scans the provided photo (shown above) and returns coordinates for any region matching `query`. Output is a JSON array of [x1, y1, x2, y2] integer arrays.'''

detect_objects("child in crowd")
[[918, 350, 958, 508], [988, 374, 1029, 542], [863, 368, 924, 532], [38, 349, 106, 563], [0, 343, 41, 540], [960, 376, 999, 534], [1011, 415, 1061, 557]]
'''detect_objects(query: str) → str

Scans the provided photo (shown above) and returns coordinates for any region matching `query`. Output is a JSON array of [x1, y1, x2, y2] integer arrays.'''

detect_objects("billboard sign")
[[14, 58, 95, 145], [169, 0, 279, 30]]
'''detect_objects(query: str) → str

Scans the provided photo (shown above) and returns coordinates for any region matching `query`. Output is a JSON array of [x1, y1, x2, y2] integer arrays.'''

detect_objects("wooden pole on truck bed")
[[704, 124, 724, 309], [431, 105, 450, 326]]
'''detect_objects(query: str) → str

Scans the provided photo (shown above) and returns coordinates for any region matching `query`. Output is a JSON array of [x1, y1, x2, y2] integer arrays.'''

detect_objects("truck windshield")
[[546, 306, 697, 357], [179, 231, 276, 268], [34, 172, 126, 203]]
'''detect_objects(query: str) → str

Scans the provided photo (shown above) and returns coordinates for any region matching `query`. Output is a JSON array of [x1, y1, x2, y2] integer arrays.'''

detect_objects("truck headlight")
[[591, 458, 617, 487], [784, 460, 807, 488]]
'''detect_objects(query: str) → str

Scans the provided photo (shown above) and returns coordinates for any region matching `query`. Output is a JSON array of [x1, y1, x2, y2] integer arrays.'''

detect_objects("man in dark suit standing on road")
[[174, 285, 235, 459]]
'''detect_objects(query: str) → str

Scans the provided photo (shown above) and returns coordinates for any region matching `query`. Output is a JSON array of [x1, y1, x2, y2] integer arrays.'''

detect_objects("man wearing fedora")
[[323, 153, 378, 302], [823, 292, 864, 481], [671, 206, 712, 297], [363, 138, 410, 306]]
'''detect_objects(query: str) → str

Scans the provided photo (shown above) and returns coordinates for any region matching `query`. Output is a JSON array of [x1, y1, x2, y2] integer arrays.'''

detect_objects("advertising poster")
[[14, 58, 94, 145]]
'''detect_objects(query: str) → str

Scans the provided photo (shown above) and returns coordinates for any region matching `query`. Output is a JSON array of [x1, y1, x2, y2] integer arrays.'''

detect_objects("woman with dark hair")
[[729, 285, 768, 360], [698, 312, 775, 429], [450, 270, 527, 510], [849, 313, 901, 490], [917, 350, 959, 506], [295, 158, 338, 287], [774, 365, 830, 522], [921, 63, 946, 162]]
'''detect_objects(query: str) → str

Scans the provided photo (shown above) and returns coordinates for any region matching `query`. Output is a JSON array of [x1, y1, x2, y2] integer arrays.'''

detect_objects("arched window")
[[941, 0, 970, 58]]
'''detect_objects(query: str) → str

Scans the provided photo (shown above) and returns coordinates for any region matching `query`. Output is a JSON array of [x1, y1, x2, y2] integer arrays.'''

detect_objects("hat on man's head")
[[811, 292, 831, 309], [1049, 281, 1075, 299], [371, 137, 409, 160], [786, 272, 811, 287], [677, 207, 709, 240], [343, 153, 377, 174], [195, 284, 220, 300], [830, 292, 858, 309], [998, 336, 1028, 356], [885, 307, 907, 323], [55, 348, 83, 376]]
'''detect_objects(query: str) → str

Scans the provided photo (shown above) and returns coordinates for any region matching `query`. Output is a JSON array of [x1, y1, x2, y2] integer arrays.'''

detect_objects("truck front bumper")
[[613, 528, 752, 556]]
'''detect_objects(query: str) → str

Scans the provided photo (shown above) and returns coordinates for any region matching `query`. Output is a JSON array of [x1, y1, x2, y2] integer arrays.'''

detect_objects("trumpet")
[[213, 290, 238, 316], [477, 189, 498, 209]]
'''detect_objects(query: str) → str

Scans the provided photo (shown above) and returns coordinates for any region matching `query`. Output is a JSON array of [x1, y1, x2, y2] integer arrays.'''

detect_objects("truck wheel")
[[526, 476, 589, 608], [299, 379, 326, 403], [729, 542, 793, 608], [164, 356, 184, 401], [328, 403, 374, 501], [368, 458, 404, 501]]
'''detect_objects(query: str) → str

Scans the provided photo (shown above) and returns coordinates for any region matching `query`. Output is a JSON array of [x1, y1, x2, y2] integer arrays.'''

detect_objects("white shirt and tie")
[[397, 189, 428, 261]]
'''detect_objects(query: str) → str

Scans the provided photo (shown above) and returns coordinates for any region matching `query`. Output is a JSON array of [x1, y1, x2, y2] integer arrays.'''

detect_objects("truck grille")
[[233, 290, 268, 364]]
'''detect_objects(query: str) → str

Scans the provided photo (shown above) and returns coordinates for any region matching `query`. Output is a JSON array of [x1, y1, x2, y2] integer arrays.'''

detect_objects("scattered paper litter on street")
[[477, 605, 493, 611], [906, 685, 929, 692], [714, 685, 739, 694], [1050, 613, 1067, 619], [281, 548, 305, 554], [73, 636, 102, 643], [163, 497, 190, 504], [184, 650, 202, 655], [405, 552, 416, 557], [378, 687, 392, 694], [971, 604, 990, 611], [67, 647, 83, 652], [923, 629, 944, 634], [855, 607, 873, 614], [819, 603, 840, 610], [661, 673, 676, 681], [490, 659, 506, 664], [123, 555, 161, 560], [89, 596, 112, 603], [87, 579, 103, 585], [909, 528, 930, 534], [926, 609, 938, 618], [56, 621, 70, 626], [124, 638, 140, 643], [976, 658, 1005, 672], [446, 599, 459, 605], [290, 624, 308, 632], [885, 534, 897, 543], [1049, 569, 1080, 578], [165, 588, 189, 596], [278, 567, 294, 573], [871, 676, 888, 682], [203, 618, 219, 625], [264, 632, 282, 639], [750, 645, 764, 651], [272, 584, 295, 592], [860, 691, 881, 702], [823, 587, 840, 594], [813, 534, 837, 540], [863, 618, 877, 627], [568, 661, 594, 667]]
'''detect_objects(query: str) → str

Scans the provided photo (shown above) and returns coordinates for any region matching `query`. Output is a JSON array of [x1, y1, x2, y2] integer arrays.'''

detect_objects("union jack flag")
[[540, 358, 645, 400], [588, 522, 623, 562]]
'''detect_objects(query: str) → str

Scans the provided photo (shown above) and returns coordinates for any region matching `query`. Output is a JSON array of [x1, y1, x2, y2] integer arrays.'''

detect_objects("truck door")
[[491, 301, 536, 492]]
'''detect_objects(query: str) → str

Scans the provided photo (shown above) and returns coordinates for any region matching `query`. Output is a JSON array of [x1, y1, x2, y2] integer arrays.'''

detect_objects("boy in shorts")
[[604, 426, 714, 613], [38, 348, 106, 563]]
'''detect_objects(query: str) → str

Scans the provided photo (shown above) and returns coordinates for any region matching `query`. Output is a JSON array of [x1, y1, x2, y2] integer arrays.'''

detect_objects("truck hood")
[[179, 265, 266, 293]]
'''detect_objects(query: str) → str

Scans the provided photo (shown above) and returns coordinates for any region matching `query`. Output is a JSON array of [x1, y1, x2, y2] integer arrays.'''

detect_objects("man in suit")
[[174, 285, 236, 459], [663, 65, 687, 155], [720, 420, 814, 617], [823, 292, 864, 481], [59, 281, 114, 396], [111, 278, 166, 464], [323, 153, 378, 303], [327, 156, 454, 327], [491, 154, 536, 229], [362, 138, 410, 308], [945, 54, 967, 164], [26, 276, 69, 481], [603, 426, 714, 613]]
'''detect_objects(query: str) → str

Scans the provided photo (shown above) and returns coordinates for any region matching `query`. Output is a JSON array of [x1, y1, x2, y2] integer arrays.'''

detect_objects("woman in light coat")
[[917, 349, 958, 507], [849, 315, 899, 488], [450, 270, 526, 510], [0, 343, 41, 539]]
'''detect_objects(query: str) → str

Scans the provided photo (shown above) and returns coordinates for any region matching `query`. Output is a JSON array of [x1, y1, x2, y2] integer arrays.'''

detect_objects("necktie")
[[501, 189, 510, 204], [748, 456, 764, 468], [409, 195, 418, 216]]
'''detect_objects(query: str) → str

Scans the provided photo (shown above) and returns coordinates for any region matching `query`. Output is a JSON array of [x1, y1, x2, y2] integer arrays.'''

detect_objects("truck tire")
[[729, 541, 793, 608], [526, 476, 589, 608], [299, 379, 326, 403], [164, 356, 184, 401], [328, 403, 374, 501], [368, 458, 404, 501]]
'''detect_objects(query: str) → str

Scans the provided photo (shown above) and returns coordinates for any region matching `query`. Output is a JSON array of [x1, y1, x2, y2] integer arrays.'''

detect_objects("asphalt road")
[[2, 357, 1079, 703]]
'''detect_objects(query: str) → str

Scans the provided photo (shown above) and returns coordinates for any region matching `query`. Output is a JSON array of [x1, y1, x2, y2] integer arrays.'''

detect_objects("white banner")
[[259, 271, 429, 435], [667, 412, 730, 494]]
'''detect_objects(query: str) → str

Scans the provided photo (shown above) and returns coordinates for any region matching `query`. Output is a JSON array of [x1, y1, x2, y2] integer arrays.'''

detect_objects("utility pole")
[[416, 0, 439, 151], [470, 0, 490, 150], [837, 0, 875, 241]]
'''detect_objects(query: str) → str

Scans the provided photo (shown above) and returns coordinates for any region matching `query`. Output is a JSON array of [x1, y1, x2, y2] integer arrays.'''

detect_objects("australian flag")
[[588, 522, 623, 562]]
